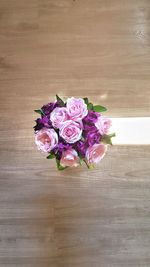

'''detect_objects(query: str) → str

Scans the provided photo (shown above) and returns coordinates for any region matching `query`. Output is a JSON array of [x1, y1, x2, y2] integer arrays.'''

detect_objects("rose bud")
[[60, 149, 79, 167]]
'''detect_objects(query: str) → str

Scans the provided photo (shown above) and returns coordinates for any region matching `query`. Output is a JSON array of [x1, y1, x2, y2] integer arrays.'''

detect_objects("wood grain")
[[0, 0, 150, 266]]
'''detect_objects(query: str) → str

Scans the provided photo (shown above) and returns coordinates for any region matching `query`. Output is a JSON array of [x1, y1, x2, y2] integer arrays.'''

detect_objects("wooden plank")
[[0, 145, 150, 266], [0, 0, 150, 117]]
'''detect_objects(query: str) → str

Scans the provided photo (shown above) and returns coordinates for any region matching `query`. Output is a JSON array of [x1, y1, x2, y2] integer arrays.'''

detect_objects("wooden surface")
[[0, 0, 150, 266]]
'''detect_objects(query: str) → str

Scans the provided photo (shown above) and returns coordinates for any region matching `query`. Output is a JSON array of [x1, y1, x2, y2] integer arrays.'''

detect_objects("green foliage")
[[47, 153, 55, 159], [101, 133, 116, 145], [83, 97, 89, 105], [87, 102, 94, 110], [56, 95, 65, 106], [34, 109, 44, 116], [93, 105, 107, 112], [56, 158, 68, 171], [83, 98, 107, 112]]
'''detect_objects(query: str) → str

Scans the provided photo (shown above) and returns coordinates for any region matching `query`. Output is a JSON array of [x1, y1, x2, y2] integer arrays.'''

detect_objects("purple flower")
[[85, 127, 101, 146], [83, 124, 97, 132], [34, 116, 52, 131], [82, 110, 101, 146], [41, 102, 59, 116], [52, 140, 72, 160], [83, 110, 99, 124], [75, 140, 87, 157], [58, 142, 72, 152]]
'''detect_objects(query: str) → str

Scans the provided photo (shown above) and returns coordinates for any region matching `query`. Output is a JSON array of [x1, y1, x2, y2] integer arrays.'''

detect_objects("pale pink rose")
[[66, 97, 88, 121], [60, 149, 79, 167], [50, 107, 69, 129], [95, 116, 112, 135], [59, 120, 82, 143], [35, 128, 58, 153], [86, 143, 107, 164]]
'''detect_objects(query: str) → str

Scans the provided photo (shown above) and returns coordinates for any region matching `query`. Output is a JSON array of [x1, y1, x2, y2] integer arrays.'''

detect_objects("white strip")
[[110, 117, 150, 145]]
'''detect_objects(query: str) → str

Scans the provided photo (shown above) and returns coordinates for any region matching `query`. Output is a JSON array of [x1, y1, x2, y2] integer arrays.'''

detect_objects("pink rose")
[[59, 120, 82, 143], [86, 143, 107, 164], [95, 116, 112, 135], [50, 107, 69, 129], [66, 97, 88, 121], [35, 128, 58, 153], [60, 149, 79, 167]]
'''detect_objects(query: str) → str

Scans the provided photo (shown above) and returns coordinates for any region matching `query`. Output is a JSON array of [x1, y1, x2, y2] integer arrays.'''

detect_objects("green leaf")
[[83, 97, 89, 105], [56, 158, 68, 171], [109, 133, 116, 138], [56, 95, 65, 107], [93, 105, 107, 112], [101, 133, 116, 145], [47, 153, 55, 159], [87, 102, 94, 110], [34, 109, 44, 116]]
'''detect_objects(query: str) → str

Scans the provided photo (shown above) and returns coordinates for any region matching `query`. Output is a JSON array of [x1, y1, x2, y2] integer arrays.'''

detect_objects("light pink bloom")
[[59, 120, 82, 143], [60, 149, 79, 167], [66, 97, 88, 121], [95, 116, 112, 135], [35, 128, 58, 153], [86, 143, 107, 164], [50, 107, 69, 129]]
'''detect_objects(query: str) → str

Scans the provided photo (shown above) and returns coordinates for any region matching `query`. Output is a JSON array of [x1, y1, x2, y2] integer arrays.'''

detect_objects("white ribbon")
[[110, 117, 150, 145]]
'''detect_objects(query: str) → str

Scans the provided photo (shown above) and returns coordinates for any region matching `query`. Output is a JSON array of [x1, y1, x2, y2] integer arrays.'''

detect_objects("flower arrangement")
[[34, 96, 115, 170]]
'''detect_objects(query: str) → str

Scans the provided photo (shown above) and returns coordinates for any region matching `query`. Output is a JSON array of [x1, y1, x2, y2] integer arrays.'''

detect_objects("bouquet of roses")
[[34, 96, 115, 170]]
